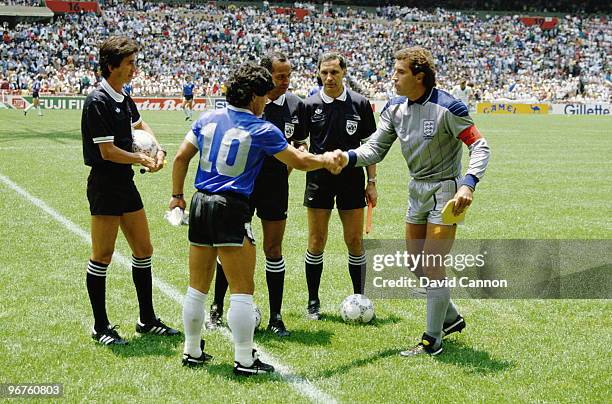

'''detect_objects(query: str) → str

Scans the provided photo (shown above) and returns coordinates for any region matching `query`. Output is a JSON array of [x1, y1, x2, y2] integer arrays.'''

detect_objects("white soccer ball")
[[253, 304, 262, 329], [340, 294, 375, 323], [132, 129, 158, 158]]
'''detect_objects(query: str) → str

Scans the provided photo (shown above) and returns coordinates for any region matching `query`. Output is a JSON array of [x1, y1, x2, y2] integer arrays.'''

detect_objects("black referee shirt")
[[81, 79, 141, 174], [304, 87, 376, 154], [260, 91, 306, 172]]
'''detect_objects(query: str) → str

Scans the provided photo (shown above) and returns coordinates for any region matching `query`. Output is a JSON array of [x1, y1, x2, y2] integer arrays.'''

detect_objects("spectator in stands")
[[0, 3, 608, 102]]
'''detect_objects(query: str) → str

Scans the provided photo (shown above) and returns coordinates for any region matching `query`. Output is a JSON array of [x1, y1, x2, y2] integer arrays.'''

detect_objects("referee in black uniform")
[[81, 36, 179, 345], [303, 52, 378, 319], [209, 52, 307, 336]]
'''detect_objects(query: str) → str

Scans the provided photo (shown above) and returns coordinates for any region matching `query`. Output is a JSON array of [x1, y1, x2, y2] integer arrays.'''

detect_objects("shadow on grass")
[[313, 348, 399, 378], [434, 340, 515, 374], [319, 312, 403, 327], [109, 333, 182, 358], [255, 328, 334, 346], [184, 362, 281, 383]]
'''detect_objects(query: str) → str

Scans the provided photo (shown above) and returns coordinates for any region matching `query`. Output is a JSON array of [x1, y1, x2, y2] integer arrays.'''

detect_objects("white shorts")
[[405, 177, 461, 225]]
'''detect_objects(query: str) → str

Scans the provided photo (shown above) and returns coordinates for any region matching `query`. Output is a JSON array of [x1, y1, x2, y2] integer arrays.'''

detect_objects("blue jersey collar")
[[407, 88, 434, 106], [228, 104, 255, 115]]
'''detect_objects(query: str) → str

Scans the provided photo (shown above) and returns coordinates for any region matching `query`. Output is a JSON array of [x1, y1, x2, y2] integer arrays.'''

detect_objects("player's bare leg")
[[261, 219, 290, 336], [339, 208, 366, 294], [305, 208, 332, 319], [91, 216, 121, 265]]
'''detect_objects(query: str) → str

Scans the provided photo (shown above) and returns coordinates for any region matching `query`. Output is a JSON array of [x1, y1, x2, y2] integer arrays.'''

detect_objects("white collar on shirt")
[[101, 79, 125, 103], [320, 86, 347, 103], [267, 93, 286, 106], [228, 104, 255, 115]]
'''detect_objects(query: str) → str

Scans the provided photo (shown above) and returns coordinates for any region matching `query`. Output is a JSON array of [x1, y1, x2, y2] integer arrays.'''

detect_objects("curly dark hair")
[[99, 36, 139, 79], [225, 62, 274, 108]]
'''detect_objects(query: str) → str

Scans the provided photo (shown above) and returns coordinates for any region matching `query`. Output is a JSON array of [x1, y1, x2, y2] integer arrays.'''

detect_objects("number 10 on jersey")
[[199, 123, 252, 177]]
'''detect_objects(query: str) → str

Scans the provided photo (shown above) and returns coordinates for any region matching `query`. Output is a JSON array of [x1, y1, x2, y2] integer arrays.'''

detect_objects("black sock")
[[86, 260, 110, 332], [132, 255, 156, 324], [265, 256, 285, 317], [213, 259, 229, 311], [348, 253, 366, 294], [305, 251, 323, 302]]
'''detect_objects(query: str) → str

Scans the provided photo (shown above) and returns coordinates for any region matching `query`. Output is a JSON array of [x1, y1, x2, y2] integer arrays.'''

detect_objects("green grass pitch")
[[0, 109, 610, 402]]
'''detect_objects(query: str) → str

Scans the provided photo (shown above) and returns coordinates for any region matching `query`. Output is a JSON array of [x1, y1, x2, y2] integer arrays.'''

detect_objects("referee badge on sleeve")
[[284, 123, 295, 139], [346, 120, 358, 135]]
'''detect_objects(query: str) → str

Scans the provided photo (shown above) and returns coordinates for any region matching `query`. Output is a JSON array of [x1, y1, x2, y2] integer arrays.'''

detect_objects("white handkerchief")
[[164, 207, 185, 226]]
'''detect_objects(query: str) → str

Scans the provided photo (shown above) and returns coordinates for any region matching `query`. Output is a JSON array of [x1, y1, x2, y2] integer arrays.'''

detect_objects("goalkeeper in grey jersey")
[[340, 46, 491, 356]]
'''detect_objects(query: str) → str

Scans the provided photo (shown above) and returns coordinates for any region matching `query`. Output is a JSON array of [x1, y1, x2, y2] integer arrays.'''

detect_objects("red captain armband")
[[457, 125, 482, 146]]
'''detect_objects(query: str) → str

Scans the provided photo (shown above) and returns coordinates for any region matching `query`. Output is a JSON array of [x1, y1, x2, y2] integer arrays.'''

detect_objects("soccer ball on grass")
[[340, 294, 375, 323]]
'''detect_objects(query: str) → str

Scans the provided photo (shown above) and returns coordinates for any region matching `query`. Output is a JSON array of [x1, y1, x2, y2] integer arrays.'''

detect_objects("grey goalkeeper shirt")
[[347, 88, 490, 187]]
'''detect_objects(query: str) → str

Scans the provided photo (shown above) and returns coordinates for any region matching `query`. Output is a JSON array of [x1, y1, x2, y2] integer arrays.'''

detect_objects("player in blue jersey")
[[182, 77, 196, 121], [24, 75, 43, 117], [207, 53, 308, 337], [170, 62, 343, 375]]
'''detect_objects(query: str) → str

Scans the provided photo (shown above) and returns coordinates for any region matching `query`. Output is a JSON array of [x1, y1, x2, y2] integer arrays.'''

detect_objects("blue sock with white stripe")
[[348, 253, 366, 294], [265, 256, 285, 317], [132, 255, 156, 324], [86, 260, 109, 333]]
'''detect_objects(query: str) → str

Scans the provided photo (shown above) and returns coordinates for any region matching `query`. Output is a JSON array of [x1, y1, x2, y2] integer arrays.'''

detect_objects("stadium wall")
[[1, 93, 609, 115]]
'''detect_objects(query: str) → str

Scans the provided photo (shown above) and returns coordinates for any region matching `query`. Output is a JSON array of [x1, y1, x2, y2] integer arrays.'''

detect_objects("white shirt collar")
[[101, 79, 125, 103], [266, 93, 286, 106], [320, 86, 347, 103], [228, 104, 254, 115]]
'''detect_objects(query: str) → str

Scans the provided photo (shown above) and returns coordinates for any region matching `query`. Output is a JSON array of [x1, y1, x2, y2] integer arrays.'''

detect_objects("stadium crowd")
[[1, 2, 610, 102]]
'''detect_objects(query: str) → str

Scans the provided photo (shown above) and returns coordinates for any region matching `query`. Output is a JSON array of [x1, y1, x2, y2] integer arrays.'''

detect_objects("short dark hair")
[[99, 36, 139, 79], [394, 46, 436, 90], [260, 52, 289, 73], [225, 62, 274, 108], [317, 52, 347, 71]]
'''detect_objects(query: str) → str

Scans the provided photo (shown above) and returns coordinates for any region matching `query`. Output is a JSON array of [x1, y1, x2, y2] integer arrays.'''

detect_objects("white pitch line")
[[0, 173, 336, 404]]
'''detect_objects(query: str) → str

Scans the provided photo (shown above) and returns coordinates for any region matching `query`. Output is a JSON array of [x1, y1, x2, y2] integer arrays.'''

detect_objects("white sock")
[[227, 294, 255, 365], [37, 106, 42, 115], [183, 106, 189, 117], [188, 109, 193, 119], [183, 286, 207, 357]]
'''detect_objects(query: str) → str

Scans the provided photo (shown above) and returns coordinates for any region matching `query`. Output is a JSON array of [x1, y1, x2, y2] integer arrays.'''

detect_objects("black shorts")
[[304, 167, 367, 210], [184, 94, 194, 101], [32, 92, 39, 99], [189, 191, 255, 247], [87, 170, 143, 216], [250, 165, 289, 221]]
